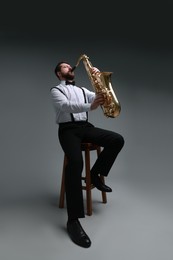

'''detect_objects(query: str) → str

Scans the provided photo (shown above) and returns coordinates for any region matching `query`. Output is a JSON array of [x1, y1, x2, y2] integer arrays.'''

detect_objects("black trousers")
[[58, 121, 124, 220]]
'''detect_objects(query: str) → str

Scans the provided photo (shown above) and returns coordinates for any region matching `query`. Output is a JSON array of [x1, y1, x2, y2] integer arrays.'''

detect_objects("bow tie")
[[65, 80, 75, 85]]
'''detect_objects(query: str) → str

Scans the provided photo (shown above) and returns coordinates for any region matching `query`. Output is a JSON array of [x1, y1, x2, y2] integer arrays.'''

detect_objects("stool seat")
[[59, 142, 107, 216]]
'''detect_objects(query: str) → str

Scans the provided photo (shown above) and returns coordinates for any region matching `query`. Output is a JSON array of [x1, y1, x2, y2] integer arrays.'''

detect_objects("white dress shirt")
[[50, 80, 95, 124]]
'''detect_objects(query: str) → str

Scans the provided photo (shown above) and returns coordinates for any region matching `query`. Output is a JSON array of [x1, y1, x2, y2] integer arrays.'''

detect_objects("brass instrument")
[[72, 54, 121, 118]]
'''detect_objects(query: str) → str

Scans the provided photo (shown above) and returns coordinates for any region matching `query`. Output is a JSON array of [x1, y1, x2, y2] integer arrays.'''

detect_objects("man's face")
[[59, 63, 74, 80]]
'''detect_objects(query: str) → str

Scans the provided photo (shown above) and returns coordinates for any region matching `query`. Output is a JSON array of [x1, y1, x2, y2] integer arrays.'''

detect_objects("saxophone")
[[72, 54, 121, 118]]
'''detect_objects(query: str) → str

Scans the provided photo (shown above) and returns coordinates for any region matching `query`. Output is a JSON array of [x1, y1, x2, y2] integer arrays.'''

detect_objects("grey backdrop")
[[0, 1, 173, 259]]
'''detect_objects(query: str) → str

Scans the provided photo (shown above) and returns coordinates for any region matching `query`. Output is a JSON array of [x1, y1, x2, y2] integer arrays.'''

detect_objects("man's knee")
[[111, 134, 125, 150], [119, 135, 125, 149]]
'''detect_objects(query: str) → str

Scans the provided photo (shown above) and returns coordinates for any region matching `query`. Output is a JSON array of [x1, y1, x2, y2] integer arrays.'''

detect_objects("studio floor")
[[0, 179, 172, 260]]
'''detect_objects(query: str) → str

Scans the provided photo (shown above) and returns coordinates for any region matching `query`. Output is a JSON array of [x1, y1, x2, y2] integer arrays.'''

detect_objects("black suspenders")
[[80, 87, 88, 121], [50, 87, 88, 122]]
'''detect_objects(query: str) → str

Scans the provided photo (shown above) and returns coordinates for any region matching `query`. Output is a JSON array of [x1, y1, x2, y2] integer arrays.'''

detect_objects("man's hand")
[[91, 67, 100, 74], [90, 93, 105, 110]]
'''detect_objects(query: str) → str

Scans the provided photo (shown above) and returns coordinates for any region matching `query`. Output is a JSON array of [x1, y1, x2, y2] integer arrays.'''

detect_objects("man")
[[50, 60, 124, 248]]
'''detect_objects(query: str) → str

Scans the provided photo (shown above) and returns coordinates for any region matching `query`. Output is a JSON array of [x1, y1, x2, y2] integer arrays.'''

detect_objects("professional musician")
[[50, 60, 124, 248]]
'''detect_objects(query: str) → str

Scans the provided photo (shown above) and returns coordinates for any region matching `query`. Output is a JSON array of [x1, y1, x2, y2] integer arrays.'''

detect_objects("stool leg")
[[97, 147, 107, 204], [85, 148, 92, 216], [59, 155, 67, 208], [100, 175, 107, 203]]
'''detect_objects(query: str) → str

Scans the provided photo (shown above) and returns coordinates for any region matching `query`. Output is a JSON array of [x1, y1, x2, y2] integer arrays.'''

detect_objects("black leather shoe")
[[91, 174, 112, 192], [67, 220, 91, 248]]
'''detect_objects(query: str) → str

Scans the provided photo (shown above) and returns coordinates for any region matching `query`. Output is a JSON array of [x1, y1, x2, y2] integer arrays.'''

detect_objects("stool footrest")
[[82, 184, 95, 190]]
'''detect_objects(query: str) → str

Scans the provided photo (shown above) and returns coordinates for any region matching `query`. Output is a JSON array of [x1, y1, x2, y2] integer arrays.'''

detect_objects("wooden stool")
[[59, 143, 107, 216]]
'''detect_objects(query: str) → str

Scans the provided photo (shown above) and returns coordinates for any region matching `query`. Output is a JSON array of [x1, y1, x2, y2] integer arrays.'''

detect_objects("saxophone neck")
[[72, 54, 93, 72]]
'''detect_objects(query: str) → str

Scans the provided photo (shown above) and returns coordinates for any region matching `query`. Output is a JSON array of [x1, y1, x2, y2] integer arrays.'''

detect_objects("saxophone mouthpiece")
[[71, 66, 76, 72]]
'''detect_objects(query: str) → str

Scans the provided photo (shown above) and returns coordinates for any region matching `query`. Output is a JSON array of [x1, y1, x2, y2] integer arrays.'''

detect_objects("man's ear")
[[57, 71, 61, 79]]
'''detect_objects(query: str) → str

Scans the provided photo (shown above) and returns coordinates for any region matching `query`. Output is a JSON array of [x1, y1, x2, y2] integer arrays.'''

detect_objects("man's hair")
[[54, 61, 70, 79]]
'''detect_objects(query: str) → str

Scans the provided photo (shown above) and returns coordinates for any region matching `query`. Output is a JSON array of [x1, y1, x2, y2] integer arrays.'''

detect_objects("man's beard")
[[62, 72, 75, 80]]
